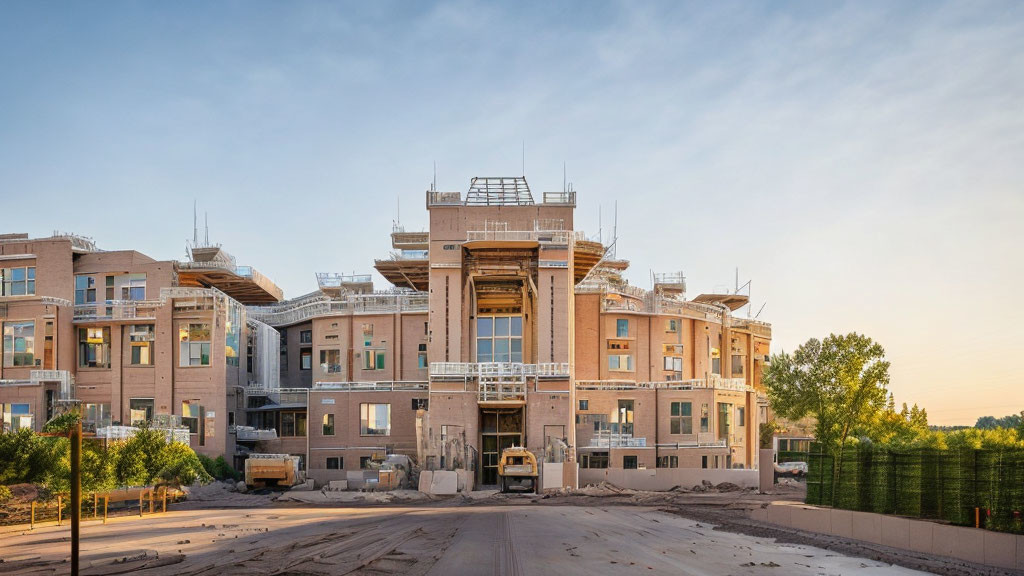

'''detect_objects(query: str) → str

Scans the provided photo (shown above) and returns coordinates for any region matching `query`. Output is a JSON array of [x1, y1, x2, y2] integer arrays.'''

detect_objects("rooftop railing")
[[0, 370, 75, 399], [541, 191, 576, 205], [465, 229, 581, 244], [575, 377, 753, 393], [430, 362, 570, 379], [247, 291, 428, 326], [427, 191, 462, 206]]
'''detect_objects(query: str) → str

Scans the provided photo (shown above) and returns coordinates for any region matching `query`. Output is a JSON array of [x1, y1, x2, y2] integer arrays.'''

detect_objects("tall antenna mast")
[[563, 162, 567, 192], [204, 212, 209, 245], [598, 205, 602, 245], [432, 161, 437, 192], [613, 201, 618, 259], [521, 141, 526, 176], [192, 200, 198, 245]]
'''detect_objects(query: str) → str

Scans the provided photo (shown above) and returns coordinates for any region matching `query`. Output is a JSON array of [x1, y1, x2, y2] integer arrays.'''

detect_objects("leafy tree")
[[860, 394, 935, 448], [0, 429, 56, 485], [975, 412, 1023, 430], [765, 333, 890, 485], [945, 427, 1024, 450], [760, 420, 783, 449]]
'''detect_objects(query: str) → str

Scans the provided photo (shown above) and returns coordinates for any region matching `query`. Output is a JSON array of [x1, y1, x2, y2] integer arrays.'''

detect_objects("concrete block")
[[829, 509, 853, 539], [850, 511, 882, 545], [952, 526, 985, 565], [749, 507, 768, 524], [430, 470, 458, 495], [542, 463, 564, 491], [418, 471, 433, 493], [766, 503, 793, 527], [932, 524, 958, 558], [880, 516, 910, 551], [456, 468, 474, 493], [792, 506, 830, 534], [907, 518, 933, 554], [983, 530, 1017, 570], [328, 480, 348, 491]]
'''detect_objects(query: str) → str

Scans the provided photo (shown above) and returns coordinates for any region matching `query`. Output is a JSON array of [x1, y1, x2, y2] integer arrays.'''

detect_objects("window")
[[74, 275, 96, 305], [476, 315, 523, 363], [83, 403, 111, 432], [732, 355, 744, 376], [361, 324, 373, 347], [322, 413, 335, 436], [700, 403, 709, 433], [78, 327, 110, 368], [300, 349, 312, 370], [179, 323, 211, 366], [360, 403, 391, 436], [280, 411, 307, 437], [226, 301, 241, 366], [326, 457, 342, 470], [737, 407, 746, 427], [581, 452, 608, 469], [412, 398, 429, 410], [1, 267, 35, 296], [299, 330, 312, 344], [663, 356, 683, 372], [623, 455, 638, 469], [417, 343, 427, 369], [362, 349, 385, 370], [2, 403, 33, 432], [360, 456, 372, 469], [121, 274, 146, 300], [711, 347, 721, 375], [3, 321, 35, 367], [617, 399, 634, 436], [718, 403, 732, 440], [666, 319, 678, 333], [129, 398, 154, 426], [701, 455, 708, 469], [105, 276, 114, 303], [670, 401, 693, 435], [182, 401, 203, 435], [657, 455, 678, 468], [608, 354, 633, 372], [129, 324, 154, 366], [320, 349, 341, 373], [616, 319, 629, 337], [279, 328, 288, 371], [578, 399, 589, 411]]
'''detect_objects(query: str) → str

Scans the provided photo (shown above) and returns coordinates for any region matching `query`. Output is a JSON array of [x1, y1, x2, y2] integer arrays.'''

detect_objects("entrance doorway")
[[480, 408, 523, 485]]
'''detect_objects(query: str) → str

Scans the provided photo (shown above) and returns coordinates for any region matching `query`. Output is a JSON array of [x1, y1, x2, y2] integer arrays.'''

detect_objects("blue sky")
[[2, 1, 1022, 424]]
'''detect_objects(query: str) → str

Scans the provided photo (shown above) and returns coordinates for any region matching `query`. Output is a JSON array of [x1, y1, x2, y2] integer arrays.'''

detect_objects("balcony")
[[313, 381, 428, 391], [73, 300, 163, 323], [541, 191, 576, 206], [429, 362, 569, 380], [427, 191, 462, 206], [575, 377, 753, 393], [0, 370, 75, 400], [235, 426, 278, 441]]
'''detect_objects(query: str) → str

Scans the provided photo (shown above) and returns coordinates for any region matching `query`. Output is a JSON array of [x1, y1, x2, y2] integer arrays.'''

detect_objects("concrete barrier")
[[752, 501, 1024, 571], [579, 468, 759, 491]]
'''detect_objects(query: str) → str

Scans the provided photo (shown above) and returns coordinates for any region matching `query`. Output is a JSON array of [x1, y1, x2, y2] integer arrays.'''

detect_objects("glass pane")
[[494, 317, 509, 337], [510, 316, 522, 336], [494, 339, 509, 362], [510, 339, 522, 363], [477, 339, 492, 362], [477, 317, 492, 337], [670, 402, 680, 417]]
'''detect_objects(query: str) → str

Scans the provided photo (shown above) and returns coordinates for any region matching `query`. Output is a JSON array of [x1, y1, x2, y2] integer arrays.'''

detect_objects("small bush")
[[0, 485, 12, 504]]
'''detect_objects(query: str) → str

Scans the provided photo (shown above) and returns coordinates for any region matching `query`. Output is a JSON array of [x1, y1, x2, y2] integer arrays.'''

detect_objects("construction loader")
[[497, 447, 538, 493]]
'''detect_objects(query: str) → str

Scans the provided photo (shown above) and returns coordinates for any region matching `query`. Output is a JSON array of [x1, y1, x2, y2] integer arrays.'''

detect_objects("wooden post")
[[149, 488, 154, 514], [71, 418, 81, 576], [103, 495, 108, 524], [57, 494, 62, 526], [139, 491, 145, 517], [93, 493, 98, 520], [162, 487, 167, 513], [30, 500, 35, 529]]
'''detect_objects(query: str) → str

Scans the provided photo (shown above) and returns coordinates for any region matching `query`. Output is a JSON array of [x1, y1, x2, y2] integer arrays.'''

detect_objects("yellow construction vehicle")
[[497, 447, 538, 493]]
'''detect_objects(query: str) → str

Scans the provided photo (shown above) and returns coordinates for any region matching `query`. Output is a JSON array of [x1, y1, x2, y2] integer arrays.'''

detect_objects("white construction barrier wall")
[[579, 468, 759, 491]]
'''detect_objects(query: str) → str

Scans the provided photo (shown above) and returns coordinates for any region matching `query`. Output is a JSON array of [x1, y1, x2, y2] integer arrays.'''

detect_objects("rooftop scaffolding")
[[246, 290, 428, 327], [177, 245, 284, 304], [465, 176, 534, 206]]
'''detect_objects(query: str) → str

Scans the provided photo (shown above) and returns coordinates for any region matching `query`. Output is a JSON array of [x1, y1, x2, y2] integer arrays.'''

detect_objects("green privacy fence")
[[806, 443, 1024, 533]]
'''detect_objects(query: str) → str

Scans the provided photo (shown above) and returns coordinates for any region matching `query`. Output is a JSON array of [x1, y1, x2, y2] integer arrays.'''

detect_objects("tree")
[[764, 333, 890, 486]]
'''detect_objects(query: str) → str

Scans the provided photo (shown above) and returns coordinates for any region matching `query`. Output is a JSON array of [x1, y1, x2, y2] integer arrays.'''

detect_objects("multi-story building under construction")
[[0, 176, 772, 490]]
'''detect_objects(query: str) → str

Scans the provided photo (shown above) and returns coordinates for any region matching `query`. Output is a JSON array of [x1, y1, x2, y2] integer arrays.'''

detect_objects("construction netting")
[[806, 442, 1024, 533]]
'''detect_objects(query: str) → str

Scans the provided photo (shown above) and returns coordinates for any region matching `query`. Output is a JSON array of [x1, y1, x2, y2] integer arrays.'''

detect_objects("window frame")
[[1, 266, 36, 296], [322, 413, 335, 436], [669, 401, 693, 435], [128, 324, 155, 366], [616, 318, 629, 338], [3, 320, 36, 367], [178, 323, 212, 367], [359, 403, 391, 436], [78, 326, 110, 369]]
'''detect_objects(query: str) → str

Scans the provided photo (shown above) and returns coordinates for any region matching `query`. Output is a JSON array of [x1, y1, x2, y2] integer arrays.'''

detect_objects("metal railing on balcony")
[[246, 291, 428, 327], [590, 431, 647, 448], [0, 370, 75, 400], [235, 426, 278, 441], [429, 362, 569, 380], [313, 381, 429, 391], [73, 299, 163, 323], [478, 379, 526, 402], [575, 377, 753, 393]]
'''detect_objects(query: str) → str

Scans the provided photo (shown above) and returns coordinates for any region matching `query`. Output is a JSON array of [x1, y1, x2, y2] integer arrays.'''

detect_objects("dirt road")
[[0, 503, 930, 575]]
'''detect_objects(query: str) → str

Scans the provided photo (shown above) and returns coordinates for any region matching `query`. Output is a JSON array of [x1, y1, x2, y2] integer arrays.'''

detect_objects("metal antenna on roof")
[[204, 212, 209, 246], [612, 201, 618, 259], [598, 205, 602, 245], [193, 200, 198, 246], [563, 162, 567, 193], [432, 161, 437, 192], [522, 141, 526, 177]]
